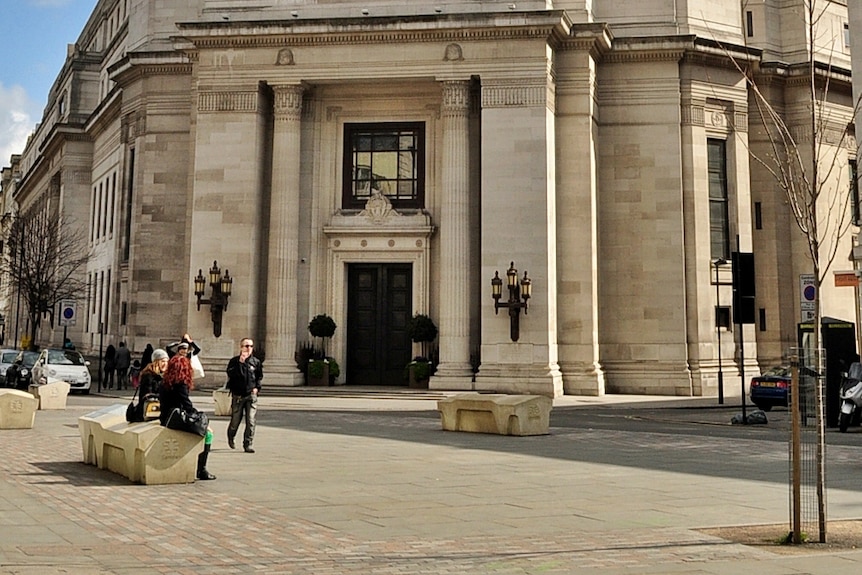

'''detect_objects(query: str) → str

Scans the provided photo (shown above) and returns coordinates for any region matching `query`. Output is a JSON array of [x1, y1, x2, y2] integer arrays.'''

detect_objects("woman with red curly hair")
[[159, 354, 216, 480]]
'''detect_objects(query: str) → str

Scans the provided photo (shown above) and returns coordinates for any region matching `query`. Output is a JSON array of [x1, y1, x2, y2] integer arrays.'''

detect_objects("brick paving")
[[1, 393, 861, 574]]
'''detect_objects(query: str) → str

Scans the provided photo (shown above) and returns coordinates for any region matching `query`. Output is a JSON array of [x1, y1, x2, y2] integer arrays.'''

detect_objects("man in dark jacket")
[[226, 338, 263, 453]]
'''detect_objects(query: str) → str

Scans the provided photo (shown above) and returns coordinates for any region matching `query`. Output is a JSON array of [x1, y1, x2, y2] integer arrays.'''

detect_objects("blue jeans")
[[228, 394, 257, 448]]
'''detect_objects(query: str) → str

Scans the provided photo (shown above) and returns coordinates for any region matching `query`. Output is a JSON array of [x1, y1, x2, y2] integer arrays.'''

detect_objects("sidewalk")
[[1, 389, 861, 574]]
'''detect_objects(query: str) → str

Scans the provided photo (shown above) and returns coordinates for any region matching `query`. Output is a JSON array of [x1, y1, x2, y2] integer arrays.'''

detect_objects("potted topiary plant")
[[307, 314, 337, 386], [406, 313, 438, 388]]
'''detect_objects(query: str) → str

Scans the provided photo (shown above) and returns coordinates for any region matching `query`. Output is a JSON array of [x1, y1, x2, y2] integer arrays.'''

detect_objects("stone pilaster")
[[431, 80, 475, 389], [266, 84, 304, 384], [475, 77, 563, 398]]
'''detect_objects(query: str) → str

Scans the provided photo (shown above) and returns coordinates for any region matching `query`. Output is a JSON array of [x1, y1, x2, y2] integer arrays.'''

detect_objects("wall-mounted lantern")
[[491, 261, 532, 342], [194, 260, 233, 337]]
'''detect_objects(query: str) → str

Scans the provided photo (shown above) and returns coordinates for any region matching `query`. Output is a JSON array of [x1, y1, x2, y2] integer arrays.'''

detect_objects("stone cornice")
[[110, 52, 194, 88], [174, 11, 568, 50], [754, 60, 853, 93], [604, 35, 759, 67]]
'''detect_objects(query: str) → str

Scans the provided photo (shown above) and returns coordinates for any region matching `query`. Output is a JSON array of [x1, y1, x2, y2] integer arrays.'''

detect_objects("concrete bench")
[[437, 393, 552, 436], [213, 388, 232, 416], [29, 379, 71, 410], [0, 388, 38, 429], [78, 405, 204, 484]]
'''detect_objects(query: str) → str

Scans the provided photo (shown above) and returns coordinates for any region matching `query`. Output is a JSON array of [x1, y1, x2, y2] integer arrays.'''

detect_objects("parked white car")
[[0, 348, 19, 387], [32, 348, 91, 393]]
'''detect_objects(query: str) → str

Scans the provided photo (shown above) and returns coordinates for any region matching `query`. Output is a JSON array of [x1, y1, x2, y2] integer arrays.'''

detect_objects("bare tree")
[[0, 213, 91, 349], [725, 0, 861, 544]]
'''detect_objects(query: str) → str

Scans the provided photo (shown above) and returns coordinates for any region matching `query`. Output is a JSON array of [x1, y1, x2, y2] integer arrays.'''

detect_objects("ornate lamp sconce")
[[194, 260, 233, 337], [491, 261, 532, 342]]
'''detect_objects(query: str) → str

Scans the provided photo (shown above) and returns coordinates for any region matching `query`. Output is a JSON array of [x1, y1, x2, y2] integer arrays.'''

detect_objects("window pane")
[[398, 152, 415, 178], [373, 135, 398, 151], [373, 152, 398, 180], [355, 136, 373, 152]]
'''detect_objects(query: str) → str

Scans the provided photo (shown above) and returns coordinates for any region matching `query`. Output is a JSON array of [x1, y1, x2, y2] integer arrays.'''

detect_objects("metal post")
[[715, 262, 724, 404], [98, 322, 104, 393]]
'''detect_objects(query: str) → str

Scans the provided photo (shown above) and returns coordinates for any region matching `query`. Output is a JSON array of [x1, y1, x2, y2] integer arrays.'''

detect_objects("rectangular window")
[[845, 23, 850, 48], [342, 122, 425, 210], [746, 11, 754, 37], [851, 159, 859, 225], [754, 202, 762, 230], [759, 308, 767, 331], [124, 149, 135, 262], [708, 139, 730, 260], [716, 306, 731, 330]]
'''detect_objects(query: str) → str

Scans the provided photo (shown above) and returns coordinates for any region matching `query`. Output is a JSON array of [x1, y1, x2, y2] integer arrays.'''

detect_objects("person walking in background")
[[226, 337, 263, 453], [140, 343, 153, 370], [115, 342, 131, 391], [103, 344, 116, 390], [159, 354, 216, 481]]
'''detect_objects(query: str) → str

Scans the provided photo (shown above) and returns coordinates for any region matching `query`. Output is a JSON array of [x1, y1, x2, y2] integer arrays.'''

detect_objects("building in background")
[[0, 0, 857, 396]]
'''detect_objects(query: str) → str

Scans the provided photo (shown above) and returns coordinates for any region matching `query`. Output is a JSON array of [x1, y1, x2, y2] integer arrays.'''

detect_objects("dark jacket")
[[139, 369, 163, 397], [104, 345, 116, 369], [226, 355, 263, 397], [159, 381, 196, 426], [132, 370, 162, 422]]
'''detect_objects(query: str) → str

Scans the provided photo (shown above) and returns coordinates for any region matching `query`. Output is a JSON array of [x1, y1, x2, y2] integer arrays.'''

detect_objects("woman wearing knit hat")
[[131, 349, 169, 422]]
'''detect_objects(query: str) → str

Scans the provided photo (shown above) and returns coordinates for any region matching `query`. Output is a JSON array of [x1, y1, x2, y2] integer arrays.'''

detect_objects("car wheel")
[[839, 411, 851, 433], [753, 402, 772, 412]]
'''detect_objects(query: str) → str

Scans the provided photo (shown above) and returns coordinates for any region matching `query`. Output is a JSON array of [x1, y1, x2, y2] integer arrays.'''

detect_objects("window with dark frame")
[[746, 11, 754, 37], [708, 139, 730, 260], [342, 122, 425, 210]]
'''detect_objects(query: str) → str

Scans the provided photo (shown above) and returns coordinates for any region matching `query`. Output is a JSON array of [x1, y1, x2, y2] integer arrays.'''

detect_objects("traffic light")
[[732, 251, 755, 324]]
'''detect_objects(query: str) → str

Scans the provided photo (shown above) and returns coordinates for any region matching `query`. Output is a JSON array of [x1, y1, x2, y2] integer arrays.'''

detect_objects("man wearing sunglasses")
[[226, 338, 263, 453]]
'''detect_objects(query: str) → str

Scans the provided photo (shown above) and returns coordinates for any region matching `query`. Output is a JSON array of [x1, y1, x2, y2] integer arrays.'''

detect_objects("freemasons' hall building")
[[1, 1, 858, 396]]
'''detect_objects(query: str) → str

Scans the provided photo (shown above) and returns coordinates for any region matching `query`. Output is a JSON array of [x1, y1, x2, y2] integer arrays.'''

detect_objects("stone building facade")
[[1, 0, 857, 396]]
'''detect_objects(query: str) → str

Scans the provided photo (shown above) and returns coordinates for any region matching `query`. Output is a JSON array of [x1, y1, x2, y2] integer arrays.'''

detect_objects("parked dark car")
[[749, 366, 792, 411], [5, 350, 40, 390]]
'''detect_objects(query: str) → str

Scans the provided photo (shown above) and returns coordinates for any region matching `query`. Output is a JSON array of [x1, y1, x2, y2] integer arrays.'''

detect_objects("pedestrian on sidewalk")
[[103, 344, 116, 390], [115, 342, 131, 391], [226, 337, 263, 453]]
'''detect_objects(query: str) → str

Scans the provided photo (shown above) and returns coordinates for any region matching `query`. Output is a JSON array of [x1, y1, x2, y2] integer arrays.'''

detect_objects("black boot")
[[197, 444, 216, 480]]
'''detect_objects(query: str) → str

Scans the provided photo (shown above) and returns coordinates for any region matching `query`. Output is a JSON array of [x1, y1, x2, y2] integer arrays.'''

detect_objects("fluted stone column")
[[431, 80, 474, 388], [266, 84, 304, 383]]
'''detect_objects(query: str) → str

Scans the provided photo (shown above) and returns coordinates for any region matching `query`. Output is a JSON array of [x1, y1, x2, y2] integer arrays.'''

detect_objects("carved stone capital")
[[441, 81, 470, 117], [273, 85, 304, 121]]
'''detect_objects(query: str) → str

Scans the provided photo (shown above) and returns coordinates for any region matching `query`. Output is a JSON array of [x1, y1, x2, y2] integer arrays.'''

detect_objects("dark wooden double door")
[[346, 264, 413, 386]]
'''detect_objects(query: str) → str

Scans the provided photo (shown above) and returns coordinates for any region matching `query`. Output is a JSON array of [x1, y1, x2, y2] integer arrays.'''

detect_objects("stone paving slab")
[[0, 393, 861, 574]]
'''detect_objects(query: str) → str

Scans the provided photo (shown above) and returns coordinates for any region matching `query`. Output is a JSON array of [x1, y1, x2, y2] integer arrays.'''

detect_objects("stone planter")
[[307, 361, 330, 386]]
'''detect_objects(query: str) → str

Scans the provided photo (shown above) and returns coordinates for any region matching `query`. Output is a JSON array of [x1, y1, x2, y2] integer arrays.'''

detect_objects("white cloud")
[[0, 83, 40, 167]]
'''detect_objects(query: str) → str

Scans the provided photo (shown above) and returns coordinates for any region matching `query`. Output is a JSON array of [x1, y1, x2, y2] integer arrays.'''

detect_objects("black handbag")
[[125, 388, 143, 422], [165, 407, 208, 437]]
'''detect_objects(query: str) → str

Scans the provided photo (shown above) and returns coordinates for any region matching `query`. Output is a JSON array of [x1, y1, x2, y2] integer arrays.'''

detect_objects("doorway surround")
[[323, 205, 435, 383]]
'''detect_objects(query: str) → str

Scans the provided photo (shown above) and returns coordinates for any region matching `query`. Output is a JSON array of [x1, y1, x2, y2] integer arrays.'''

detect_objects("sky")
[[0, 0, 96, 167]]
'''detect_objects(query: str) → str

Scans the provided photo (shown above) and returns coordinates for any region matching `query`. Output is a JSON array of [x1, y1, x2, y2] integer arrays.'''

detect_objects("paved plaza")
[[1, 388, 862, 574]]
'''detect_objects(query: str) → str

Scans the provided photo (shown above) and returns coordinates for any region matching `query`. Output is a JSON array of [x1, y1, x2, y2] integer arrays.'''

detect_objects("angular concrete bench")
[[29, 379, 71, 410], [212, 388, 232, 416], [78, 405, 204, 484], [437, 393, 552, 436], [0, 388, 38, 429]]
